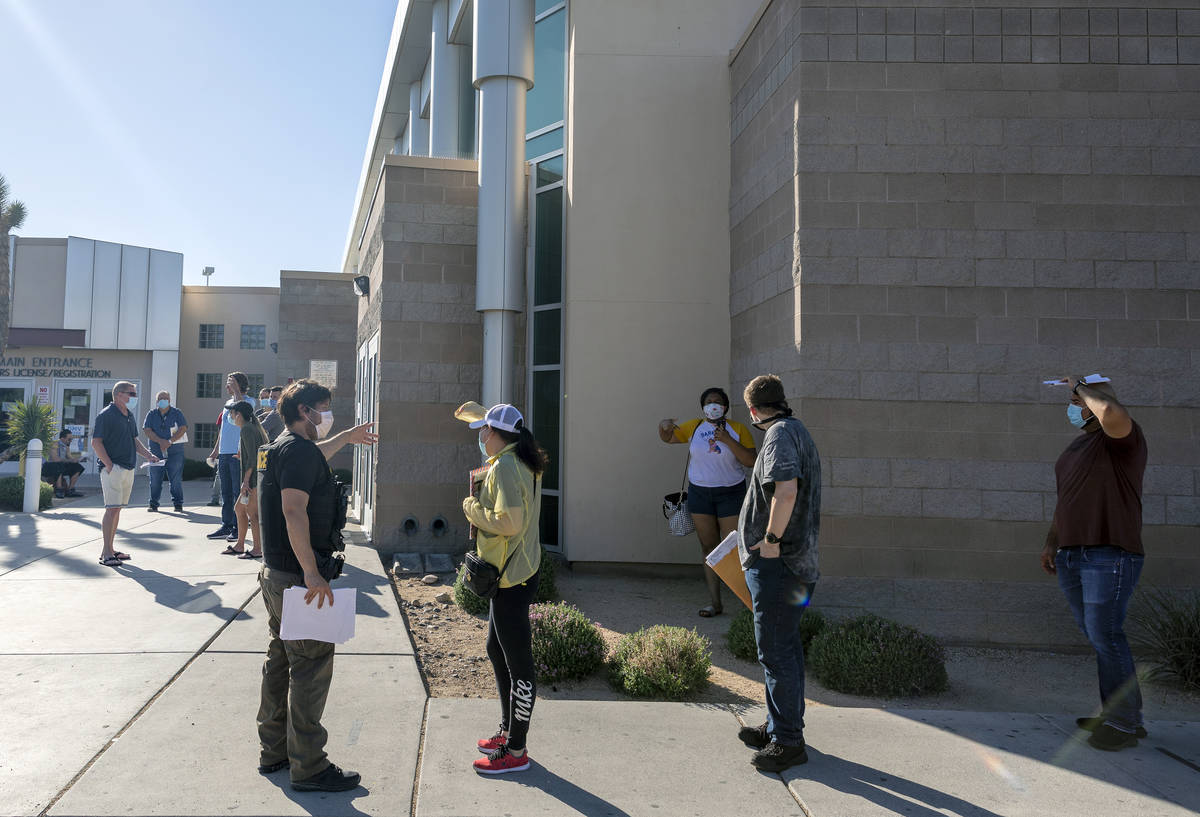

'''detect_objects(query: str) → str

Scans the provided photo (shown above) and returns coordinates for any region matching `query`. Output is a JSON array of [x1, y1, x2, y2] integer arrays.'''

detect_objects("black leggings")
[[486, 570, 539, 751]]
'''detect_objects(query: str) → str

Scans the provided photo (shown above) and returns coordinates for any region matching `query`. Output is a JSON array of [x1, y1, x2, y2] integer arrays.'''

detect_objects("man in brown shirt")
[[1040, 377, 1147, 752]]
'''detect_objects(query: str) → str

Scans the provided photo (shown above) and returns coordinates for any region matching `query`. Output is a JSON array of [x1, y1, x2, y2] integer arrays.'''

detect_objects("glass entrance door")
[[55, 381, 133, 475], [0, 379, 35, 474], [354, 332, 379, 536]]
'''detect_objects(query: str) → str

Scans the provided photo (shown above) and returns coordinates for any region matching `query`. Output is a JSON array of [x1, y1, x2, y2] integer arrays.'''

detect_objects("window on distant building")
[[241, 324, 266, 350], [193, 423, 218, 450], [196, 373, 222, 399], [199, 324, 224, 349]]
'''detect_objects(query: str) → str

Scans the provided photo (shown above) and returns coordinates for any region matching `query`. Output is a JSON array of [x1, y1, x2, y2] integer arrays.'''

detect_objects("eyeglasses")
[[125, 392, 137, 397]]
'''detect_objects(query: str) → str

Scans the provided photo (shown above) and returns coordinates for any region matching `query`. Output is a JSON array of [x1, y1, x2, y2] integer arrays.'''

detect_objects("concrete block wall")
[[356, 156, 485, 554], [277, 271, 357, 470], [730, 1, 1200, 645]]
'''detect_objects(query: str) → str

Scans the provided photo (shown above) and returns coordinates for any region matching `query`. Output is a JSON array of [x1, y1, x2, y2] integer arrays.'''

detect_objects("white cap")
[[468, 403, 524, 432]]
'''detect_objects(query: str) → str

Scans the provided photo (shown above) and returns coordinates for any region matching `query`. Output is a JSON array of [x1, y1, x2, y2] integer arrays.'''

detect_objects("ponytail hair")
[[491, 422, 549, 477]]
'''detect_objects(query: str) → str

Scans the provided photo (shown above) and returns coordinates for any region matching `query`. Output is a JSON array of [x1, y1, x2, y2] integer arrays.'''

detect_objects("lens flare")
[[973, 746, 1026, 792], [789, 585, 812, 607]]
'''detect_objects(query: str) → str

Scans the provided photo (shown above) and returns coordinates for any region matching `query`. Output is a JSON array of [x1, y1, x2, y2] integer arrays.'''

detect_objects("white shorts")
[[100, 464, 136, 508]]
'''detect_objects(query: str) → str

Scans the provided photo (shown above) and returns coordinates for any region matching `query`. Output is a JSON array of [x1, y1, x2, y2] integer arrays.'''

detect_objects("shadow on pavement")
[[261, 776, 372, 817], [336, 562, 391, 619], [493, 762, 634, 817], [117, 564, 250, 620], [793, 747, 1006, 817]]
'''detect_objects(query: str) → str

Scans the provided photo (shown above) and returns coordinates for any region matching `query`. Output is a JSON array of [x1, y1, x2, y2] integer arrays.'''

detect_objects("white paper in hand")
[[280, 587, 356, 643]]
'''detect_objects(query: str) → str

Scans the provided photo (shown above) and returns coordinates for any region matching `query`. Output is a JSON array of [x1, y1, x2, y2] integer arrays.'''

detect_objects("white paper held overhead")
[[280, 587, 357, 644]]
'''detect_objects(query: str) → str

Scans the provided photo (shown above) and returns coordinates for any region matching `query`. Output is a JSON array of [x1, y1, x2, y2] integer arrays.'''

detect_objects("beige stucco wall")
[[177, 286, 279, 458], [10, 238, 68, 330], [563, 0, 756, 563]]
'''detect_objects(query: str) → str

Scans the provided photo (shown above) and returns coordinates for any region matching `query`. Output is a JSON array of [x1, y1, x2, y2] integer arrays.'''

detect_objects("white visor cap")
[[467, 403, 524, 433]]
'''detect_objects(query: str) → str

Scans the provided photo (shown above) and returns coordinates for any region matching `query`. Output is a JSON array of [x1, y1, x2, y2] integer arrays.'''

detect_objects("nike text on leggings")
[[485, 570, 539, 752]]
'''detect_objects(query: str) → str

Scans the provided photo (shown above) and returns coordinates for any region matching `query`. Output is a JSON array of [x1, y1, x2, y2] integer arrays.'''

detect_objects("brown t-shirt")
[[1054, 421, 1147, 555]]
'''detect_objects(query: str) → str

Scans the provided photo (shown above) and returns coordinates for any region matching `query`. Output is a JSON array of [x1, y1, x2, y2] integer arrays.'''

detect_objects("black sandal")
[[698, 605, 723, 618], [220, 545, 244, 556], [99, 555, 122, 567]]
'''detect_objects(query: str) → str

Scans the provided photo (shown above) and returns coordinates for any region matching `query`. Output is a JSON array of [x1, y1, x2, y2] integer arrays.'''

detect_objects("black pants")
[[486, 570, 539, 751]]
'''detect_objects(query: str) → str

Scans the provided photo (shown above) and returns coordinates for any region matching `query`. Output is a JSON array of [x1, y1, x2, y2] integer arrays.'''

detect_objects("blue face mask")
[[478, 430, 490, 457], [157, 399, 170, 410], [1067, 404, 1089, 428], [126, 396, 138, 410], [267, 398, 277, 408]]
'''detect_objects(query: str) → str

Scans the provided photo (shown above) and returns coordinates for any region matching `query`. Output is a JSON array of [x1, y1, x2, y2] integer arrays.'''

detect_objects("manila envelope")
[[705, 531, 753, 611]]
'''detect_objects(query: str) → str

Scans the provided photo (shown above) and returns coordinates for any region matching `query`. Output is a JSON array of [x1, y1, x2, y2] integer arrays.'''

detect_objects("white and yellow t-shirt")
[[673, 418, 755, 488]]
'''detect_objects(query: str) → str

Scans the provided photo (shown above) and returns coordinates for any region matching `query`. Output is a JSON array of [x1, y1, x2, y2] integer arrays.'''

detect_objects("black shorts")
[[687, 481, 747, 518]]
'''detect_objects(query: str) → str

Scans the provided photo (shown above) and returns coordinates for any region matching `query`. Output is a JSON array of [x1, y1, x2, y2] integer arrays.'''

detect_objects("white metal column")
[[408, 81, 430, 156], [430, 0, 465, 156], [473, 0, 533, 407]]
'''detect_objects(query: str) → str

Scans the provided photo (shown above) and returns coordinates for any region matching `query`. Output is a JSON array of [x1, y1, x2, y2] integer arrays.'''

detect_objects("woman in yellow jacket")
[[461, 403, 546, 775]]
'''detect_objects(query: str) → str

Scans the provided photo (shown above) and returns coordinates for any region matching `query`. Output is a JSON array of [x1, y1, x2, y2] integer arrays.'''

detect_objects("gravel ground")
[[390, 567, 1200, 720]]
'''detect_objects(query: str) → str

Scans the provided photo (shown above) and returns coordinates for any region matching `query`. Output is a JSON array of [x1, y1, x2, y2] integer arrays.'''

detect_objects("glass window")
[[539, 494, 559, 549], [196, 373, 223, 399], [536, 0, 563, 14], [531, 370, 560, 490], [526, 127, 563, 161], [528, 9, 565, 135], [193, 423, 218, 450], [532, 309, 561, 366], [199, 324, 224, 349], [534, 186, 563, 306], [536, 155, 564, 188], [0, 387, 27, 450], [240, 324, 266, 350]]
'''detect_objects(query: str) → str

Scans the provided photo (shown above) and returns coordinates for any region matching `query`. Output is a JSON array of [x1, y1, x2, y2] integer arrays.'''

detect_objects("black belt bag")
[[462, 547, 518, 600]]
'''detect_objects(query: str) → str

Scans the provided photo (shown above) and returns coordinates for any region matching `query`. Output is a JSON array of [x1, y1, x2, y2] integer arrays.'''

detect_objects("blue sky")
[[1, 0, 395, 286]]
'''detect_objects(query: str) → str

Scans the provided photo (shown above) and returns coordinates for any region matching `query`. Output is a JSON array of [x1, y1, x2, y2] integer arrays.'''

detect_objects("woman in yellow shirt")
[[460, 403, 547, 775]]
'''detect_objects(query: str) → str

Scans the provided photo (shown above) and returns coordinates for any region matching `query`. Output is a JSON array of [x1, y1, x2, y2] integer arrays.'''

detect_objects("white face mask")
[[306, 406, 334, 439], [703, 403, 726, 421]]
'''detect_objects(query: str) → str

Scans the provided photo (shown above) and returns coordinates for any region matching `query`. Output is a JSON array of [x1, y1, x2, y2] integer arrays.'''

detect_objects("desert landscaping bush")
[[0, 476, 54, 511], [529, 602, 605, 682], [726, 607, 827, 662], [609, 625, 712, 699], [535, 548, 557, 602], [1131, 588, 1200, 691], [182, 458, 214, 481], [808, 613, 947, 697], [452, 563, 490, 615]]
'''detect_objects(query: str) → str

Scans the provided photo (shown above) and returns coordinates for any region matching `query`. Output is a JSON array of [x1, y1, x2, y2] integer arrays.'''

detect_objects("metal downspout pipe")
[[473, 0, 533, 407]]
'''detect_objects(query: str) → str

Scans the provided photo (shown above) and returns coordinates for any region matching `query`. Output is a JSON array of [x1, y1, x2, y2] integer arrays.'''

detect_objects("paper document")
[[280, 587, 357, 643], [705, 531, 753, 611], [140, 461, 165, 468], [1043, 373, 1111, 386]]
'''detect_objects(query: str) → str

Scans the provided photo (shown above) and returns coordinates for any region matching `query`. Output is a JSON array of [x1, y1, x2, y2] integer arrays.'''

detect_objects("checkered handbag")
[[662, 448, 694, 537]]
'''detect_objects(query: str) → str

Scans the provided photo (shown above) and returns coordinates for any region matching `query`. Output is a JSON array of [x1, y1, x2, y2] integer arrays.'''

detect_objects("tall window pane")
[[527, 10, 565, 134], [531, 370, 560, 490], [526, 127, 563, 161], [532, 309, 561, 366], [539, 494, 559, 549], [536, 155, 564, 187], [534, 187, 563, 306]]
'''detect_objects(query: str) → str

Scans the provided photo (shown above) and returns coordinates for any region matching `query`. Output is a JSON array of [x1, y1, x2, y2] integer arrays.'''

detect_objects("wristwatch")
[[1072, 379, 1086, 395], [765, 531, 781, 544]]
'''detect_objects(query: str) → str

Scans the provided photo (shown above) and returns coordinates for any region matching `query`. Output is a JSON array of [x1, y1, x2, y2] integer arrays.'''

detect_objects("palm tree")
[[0, 173, 29, 357]]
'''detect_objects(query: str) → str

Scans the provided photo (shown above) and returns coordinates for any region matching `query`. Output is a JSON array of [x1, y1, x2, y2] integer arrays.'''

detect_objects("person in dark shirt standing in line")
[[260, 385, 285, 442], [92, 381, 160, 566], [735, 374, 821, 773], [1040, 377, 1148, 752], [255, 379, 376, 792], [142, 389, 188, 512]]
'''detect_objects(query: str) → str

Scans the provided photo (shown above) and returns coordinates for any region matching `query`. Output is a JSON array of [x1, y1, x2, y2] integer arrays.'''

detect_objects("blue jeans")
[[219, 453, 240, 529], [744, 556, 816, 746], [149, 445, 184, 505], [1056, 546, 1144, 732]]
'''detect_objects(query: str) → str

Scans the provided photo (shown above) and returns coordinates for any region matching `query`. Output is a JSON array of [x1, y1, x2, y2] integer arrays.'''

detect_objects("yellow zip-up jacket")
[[462, 443, 541, 587]]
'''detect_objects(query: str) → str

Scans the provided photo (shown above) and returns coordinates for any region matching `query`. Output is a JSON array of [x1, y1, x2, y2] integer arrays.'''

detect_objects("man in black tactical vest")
[[255, 378, 375, 793]]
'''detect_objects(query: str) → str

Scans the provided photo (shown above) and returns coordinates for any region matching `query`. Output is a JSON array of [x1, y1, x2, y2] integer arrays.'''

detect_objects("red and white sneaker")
[[473, 745, 531, 775], [477, 731, 508, 754]]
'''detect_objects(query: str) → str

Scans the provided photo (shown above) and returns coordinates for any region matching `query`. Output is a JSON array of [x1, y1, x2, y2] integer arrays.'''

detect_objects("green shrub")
[[0, 476, 54, 511], [3, 399, 56, 468], [452, 563, 490, 616], [808, 613, 947, 698], [535, 548, 557, 602], [182, 458, 214, 481], [726, 607, 827, 662], [529, 602, 605, 682], [1130, 588, 1200, 691], [609, 625, 712, 699]]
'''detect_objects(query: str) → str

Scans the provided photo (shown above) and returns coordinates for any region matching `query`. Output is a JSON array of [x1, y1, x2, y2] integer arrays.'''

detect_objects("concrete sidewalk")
[[3, 479, 1198, 816]]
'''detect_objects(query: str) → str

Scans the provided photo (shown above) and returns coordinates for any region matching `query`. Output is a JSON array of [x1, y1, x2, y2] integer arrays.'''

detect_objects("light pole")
[[202, 266, 214, 285]]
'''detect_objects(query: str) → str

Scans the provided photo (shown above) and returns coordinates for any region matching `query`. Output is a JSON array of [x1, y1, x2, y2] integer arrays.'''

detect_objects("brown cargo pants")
[[256, 566, 335, 782]]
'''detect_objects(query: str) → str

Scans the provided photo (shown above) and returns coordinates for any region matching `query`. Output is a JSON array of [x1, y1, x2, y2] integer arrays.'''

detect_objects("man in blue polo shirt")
[[207, 372, 255, 541], [143, 389, 188, 512], [92, 380, 160, 566]]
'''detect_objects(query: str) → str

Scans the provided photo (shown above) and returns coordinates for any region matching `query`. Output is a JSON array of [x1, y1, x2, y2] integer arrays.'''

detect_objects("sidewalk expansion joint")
[[36, 587, 262, 817], [410, 696, 431, 817], [726, 703, 815, 817]]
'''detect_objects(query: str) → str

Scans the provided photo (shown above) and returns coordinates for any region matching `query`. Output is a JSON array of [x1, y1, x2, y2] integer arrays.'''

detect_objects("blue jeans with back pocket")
[[1055, 545, 1144, 732]]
